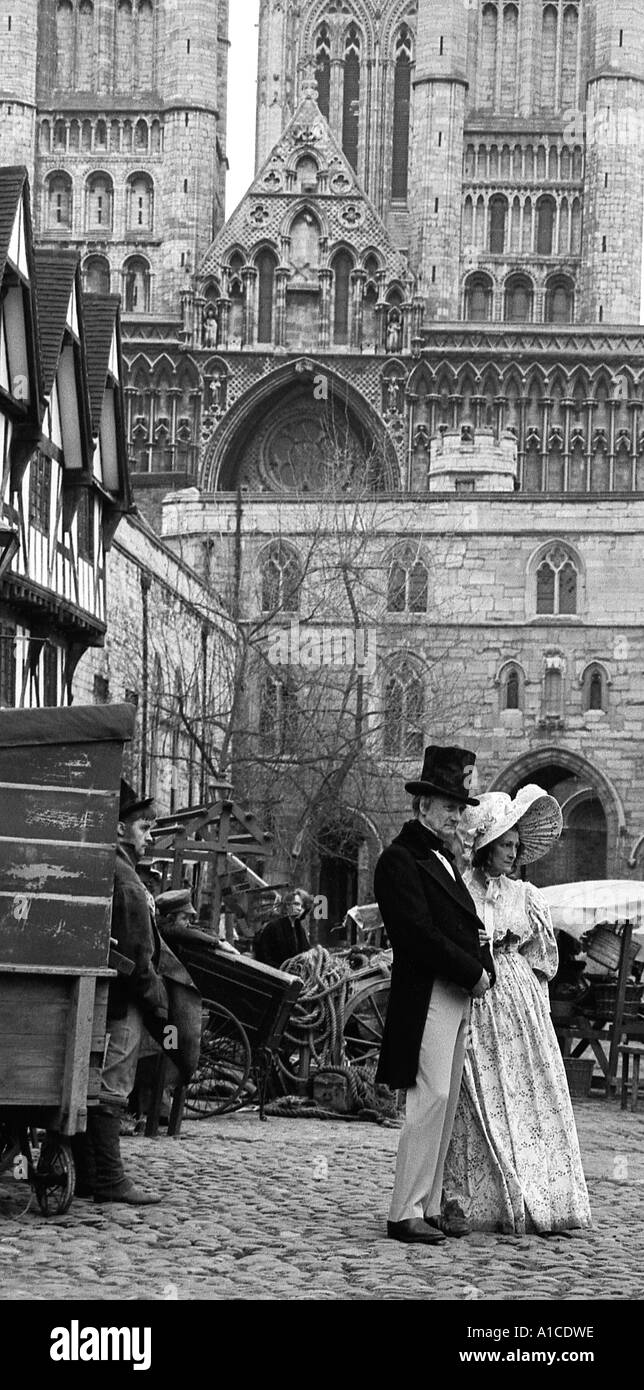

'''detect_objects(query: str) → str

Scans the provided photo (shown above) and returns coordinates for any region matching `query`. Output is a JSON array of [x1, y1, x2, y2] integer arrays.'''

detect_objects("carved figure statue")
[[386, 313, 401, 354]]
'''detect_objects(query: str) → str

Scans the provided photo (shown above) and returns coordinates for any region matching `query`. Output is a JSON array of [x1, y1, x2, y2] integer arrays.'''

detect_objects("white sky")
[[226, 0, 261, 215]]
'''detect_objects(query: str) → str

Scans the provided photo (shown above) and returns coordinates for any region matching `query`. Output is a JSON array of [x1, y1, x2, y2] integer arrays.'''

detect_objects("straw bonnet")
[[461, 783, 563, 865]]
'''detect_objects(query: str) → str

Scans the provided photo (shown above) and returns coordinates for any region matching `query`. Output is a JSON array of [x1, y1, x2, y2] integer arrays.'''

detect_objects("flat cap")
[[155, 889, 196, 917]]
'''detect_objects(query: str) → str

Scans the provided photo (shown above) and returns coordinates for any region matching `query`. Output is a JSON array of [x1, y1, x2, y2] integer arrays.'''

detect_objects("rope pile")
[[276, 945, 352, 1083], [264, 1064, 400, 1126], [266, 945, 399, 1125]]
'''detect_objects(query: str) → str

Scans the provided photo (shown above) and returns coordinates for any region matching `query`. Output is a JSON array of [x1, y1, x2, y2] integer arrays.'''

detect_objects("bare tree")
[[151, 431, 482, 912]]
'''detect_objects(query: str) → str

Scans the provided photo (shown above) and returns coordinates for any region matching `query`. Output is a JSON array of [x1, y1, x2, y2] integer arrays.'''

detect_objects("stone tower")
[[409, 0, 468, 318], [0, 0, 39, 180], [31, 0, 229, 317], [157, 0, 229, 307], [579, 0, 644, 323]]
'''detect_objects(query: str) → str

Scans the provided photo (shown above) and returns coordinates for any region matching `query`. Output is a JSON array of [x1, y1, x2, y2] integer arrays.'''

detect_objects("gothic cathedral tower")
[[408, 0, 468, 318], [30, 0, 229, 316], [579, 0, 644, 323], [0, 1, 39, 181]]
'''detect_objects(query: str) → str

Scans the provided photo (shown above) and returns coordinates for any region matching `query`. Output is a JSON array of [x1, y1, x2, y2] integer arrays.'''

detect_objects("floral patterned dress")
[[443, 871, 592, 1234]]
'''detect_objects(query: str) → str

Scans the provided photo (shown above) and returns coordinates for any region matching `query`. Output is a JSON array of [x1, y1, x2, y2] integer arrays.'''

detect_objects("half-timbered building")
[[0, 167, 131, 708]]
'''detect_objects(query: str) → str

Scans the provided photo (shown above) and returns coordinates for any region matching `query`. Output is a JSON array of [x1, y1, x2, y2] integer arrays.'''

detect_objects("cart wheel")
[[184, 1003, 253, 1118], [343, 981, 390, 1067], [34, 1135, 75, 1216]]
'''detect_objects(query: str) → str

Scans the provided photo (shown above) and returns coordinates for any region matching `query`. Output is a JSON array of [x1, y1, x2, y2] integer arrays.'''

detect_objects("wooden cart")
[[145, 934, 303, 1127], [0, 704, 135, 1214]]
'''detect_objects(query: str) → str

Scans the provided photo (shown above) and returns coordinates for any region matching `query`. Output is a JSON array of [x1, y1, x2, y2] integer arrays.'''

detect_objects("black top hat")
[[405, 745, 479, 806], [119, 778, 156, 821]]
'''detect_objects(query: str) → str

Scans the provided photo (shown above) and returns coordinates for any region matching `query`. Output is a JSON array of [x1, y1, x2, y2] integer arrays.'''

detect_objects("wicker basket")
[[586, 925, 639, 971], [592, 982, 644, 1021], [563, 1057, 595, 1098]]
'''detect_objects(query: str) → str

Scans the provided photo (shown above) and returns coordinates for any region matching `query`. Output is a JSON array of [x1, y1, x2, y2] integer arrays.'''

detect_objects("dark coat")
[[374, 819, 495, 1089], [254, 914, 310, 970], [109, 845, 202, 1081]]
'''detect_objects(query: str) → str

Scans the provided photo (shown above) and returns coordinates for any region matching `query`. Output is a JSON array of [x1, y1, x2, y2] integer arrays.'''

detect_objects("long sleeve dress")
[[443, 871, 592, 1234]]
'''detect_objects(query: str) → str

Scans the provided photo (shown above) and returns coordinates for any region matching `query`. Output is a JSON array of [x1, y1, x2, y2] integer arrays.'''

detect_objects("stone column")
[[541, 396, 552, 490], [319, 268, 332, 350], [608, 397, 618, 491], [242, 267, 257, 347], [217, 296, 230, 350], [517, 394, 530, 488], [584, 398, 595, 490], [351, 269, 366, 351], [472, 394, 487, 429], [629, 399, 641, 489], [275, 268, 289, 348], [562, 397, 574, 491]]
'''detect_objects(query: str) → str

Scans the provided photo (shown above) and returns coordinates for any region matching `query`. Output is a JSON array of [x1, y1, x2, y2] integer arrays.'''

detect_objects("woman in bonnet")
[[443, 785, 591, 1235]]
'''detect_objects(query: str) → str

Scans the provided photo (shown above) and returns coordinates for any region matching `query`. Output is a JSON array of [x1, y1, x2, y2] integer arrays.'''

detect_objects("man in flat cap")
[[75, 781, 200, 1204], [374, 745, 495, 1244]]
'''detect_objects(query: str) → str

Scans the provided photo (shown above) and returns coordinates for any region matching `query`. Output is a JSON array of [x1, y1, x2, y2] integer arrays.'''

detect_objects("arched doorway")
[[491, 752, 619, 884], [314, 808, 381, 945]]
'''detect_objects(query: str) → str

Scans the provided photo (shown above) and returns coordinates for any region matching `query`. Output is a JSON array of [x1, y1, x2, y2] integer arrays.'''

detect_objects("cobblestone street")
[[1, 1097, 642, 1302]]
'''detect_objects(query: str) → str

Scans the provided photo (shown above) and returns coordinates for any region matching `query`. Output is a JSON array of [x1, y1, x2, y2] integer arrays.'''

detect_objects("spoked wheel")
[[343, 981, 390, 1067], [33, 1134, 75, 1216], [184, 1003, 253, 1117]]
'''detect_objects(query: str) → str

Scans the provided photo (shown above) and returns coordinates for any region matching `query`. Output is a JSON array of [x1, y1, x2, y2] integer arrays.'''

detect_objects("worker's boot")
[[70, 1128, 97, 1199], [90, 1105, 161, 1206]]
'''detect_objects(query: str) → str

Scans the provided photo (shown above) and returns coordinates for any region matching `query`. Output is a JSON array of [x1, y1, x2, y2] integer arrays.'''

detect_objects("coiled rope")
[[267, 945, 399, 1125], [275, 945, 352, 1083]]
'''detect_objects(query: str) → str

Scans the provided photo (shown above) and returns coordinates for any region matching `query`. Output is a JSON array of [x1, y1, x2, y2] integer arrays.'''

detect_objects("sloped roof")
[[33, 249, 80, 396], [0, 165, 30, 282], [0, 165, 43, 418], [82, 293, 121, 433]]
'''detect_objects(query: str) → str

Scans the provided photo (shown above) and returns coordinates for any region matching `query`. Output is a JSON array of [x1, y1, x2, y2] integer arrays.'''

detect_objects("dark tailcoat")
[[109, 845, 202, 1080], [375, 819, 495, 1089]]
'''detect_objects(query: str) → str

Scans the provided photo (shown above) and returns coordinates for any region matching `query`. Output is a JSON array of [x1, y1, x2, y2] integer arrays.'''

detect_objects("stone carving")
[[249, 202, 270, 226], [330, 171, 352, 193], [341, 204, 363, 227], [263, 169, 283, 190], [203, 304, 218, 347], [386, 311, 402, 354]]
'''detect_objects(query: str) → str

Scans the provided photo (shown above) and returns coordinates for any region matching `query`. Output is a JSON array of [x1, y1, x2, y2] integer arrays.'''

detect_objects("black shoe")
[[425, 1200, 471, 1237], [387, 1218, 446, 1244]]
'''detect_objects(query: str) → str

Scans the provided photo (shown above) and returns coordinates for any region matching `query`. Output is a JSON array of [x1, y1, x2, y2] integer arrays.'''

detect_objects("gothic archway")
[[312, 806, 383, 944], [201, 359, 400, 492]]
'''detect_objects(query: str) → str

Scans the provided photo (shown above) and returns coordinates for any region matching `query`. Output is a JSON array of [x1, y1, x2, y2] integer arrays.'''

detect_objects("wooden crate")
[[0, 968, 112, 1133], [0, 704, 135, 969]]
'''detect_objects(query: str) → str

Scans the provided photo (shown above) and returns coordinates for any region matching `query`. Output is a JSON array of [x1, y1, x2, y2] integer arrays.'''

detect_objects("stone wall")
[[161, 489, 644, 881]]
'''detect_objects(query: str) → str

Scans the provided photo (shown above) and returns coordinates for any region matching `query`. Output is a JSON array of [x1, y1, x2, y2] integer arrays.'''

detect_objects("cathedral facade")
[[4, 0, 644, 915]]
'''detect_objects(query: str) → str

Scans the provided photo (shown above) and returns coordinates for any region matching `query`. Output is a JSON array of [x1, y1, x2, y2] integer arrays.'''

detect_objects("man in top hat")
[[374, 745, 496, 1244]]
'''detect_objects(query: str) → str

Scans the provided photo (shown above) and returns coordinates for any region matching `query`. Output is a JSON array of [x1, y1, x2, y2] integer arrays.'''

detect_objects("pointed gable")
[[83, 293, 132, 513], [33, 250, 94, 475], [0, 166, 41, 416], [199, 94, 410, 291]]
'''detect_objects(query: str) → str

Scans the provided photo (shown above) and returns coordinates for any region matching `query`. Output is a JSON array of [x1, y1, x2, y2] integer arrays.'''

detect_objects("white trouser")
[[388, 978, 471, 1223]]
